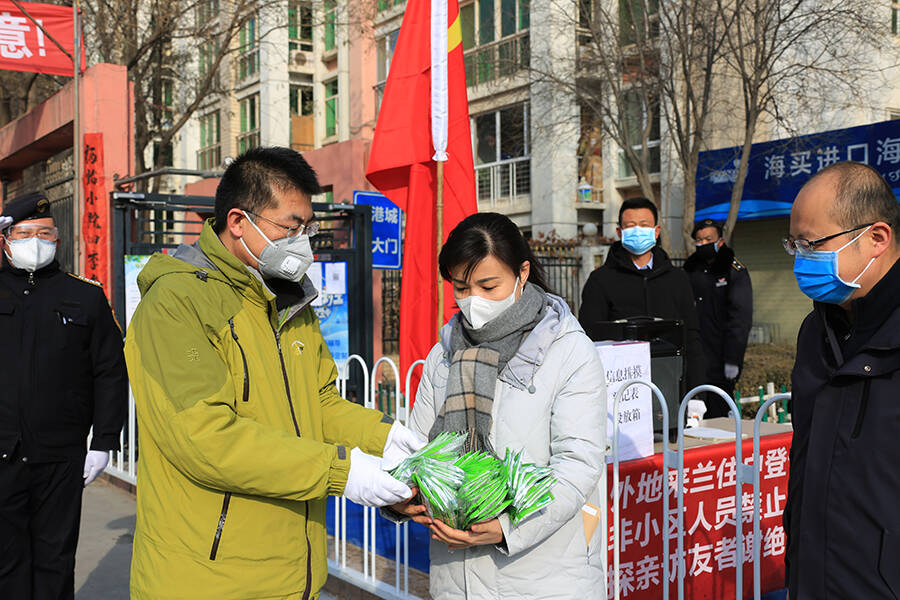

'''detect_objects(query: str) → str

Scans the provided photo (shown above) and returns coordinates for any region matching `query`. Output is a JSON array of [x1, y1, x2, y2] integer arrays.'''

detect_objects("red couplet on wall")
[[82, 133, 108, 293]]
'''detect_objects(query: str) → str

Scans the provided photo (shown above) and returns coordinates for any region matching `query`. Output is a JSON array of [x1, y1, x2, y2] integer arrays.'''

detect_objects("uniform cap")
[[0, 192, 52, 230]]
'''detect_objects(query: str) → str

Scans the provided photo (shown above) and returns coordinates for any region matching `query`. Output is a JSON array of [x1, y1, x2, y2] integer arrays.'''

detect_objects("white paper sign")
[[308, 263, 325, 306], [594, 341, 654, 463], [324, 262, 347, 295]]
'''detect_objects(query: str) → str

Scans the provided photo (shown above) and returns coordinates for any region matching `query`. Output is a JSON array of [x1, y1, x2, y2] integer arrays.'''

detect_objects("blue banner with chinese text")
[[696, 119, 900, 222]]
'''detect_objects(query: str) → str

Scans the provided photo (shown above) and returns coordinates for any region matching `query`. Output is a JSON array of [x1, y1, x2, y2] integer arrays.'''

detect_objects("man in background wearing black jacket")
[[785, 162, 900, 599], [0, 192, 128, 599], [683, 219, 753, 416], [579, 197, 705, 390]]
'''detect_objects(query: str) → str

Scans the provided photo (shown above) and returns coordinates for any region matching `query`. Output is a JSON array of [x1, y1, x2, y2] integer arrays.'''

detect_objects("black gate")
[[111, 191, 374, 398], [532, 244, 583, 314]]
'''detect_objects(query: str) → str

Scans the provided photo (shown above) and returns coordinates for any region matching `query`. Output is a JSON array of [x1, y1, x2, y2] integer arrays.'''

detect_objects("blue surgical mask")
[[793, 227, 876, 304], [621, 226, 657, 255]]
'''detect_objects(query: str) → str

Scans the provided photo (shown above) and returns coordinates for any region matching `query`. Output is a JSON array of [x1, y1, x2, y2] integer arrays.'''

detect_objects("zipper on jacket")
[[228, 318, 249, 402], [851, 378, 872, 439], [274, 330, 302, 437], [209, 492, 232, 560], [302, 503, 313, 600], [273, 325, 311, 599]]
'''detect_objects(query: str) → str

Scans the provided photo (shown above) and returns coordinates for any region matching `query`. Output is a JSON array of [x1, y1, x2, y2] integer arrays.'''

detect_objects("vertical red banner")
[[82, 133, 108, 292]]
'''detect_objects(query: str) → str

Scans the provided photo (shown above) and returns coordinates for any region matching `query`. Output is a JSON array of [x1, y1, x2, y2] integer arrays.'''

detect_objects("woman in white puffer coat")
[[389, 212, 608, 599]]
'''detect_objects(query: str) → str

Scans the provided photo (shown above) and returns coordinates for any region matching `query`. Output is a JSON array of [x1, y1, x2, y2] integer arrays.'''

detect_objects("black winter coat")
[[578, 243, 706, 390], [0, 258, 128, 463], [683, 244, 753, 386], [786, 256, 900, 599]]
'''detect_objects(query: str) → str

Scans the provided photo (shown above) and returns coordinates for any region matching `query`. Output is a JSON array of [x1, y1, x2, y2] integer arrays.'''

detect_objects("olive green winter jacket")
[[125, 221, 392, 599]]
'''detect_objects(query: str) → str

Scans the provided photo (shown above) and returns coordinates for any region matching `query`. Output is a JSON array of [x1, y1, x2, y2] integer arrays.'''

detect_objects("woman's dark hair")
[[439, 212, 553, 293]]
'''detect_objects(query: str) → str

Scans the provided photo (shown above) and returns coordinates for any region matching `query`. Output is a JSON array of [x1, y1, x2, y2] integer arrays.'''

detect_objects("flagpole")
[[436, 160, 444, 337], [73, 0, 82, 274]]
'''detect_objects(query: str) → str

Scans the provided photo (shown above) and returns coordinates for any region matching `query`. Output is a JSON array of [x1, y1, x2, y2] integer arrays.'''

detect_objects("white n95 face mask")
[[239, 211, 314, 282], [5, 237, 56, 272], [457, 277, 522, 329]]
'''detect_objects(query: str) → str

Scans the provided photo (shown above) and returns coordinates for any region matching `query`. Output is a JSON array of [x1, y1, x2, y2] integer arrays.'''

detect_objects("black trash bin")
[[584, 317, 686, 438]]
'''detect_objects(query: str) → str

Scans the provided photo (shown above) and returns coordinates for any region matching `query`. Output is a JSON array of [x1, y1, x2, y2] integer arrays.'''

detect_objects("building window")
[[198, 39, 221, 85], [893, 2, 900, 35], [324, 79, 339, 138], [618, 0, 659, 46], [289, 2, 313, 51], [238, 94, 260, 154], [324, 0, 336, 51], [198, 111, 221, 170], [290, 85, 314, 152], [290, 85, 313, 116], [375, 29, 399, 113], [197, 0, 220, 24], [618, 91, 660, 178], [471, 103, 530, 203], [238, 16, 259, 80], [461, 0, 530, 86]]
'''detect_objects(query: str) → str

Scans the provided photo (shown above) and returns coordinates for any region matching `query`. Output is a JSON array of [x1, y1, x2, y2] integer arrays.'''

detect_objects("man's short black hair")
[[808, 161, 900, 245], [618, 197, 658, 226], [214, 147, 323, 234]]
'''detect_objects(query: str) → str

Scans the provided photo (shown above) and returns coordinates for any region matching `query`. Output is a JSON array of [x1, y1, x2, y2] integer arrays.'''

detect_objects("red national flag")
[[0, 1, 85, 77], [366, 0, 476, 406]]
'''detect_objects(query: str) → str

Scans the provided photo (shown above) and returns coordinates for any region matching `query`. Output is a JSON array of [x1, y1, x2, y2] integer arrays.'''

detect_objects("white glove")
[[344, 447, 412, 507], [724, 363, 740, 380], [83, 450, 109, 486], [382, 421, 426, 470]]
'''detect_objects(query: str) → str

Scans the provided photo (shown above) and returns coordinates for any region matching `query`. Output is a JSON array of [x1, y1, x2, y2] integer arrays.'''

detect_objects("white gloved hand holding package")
[[344, 447, 412, 507], [83, 450, 109, 486], [382, 421, 426, 470]]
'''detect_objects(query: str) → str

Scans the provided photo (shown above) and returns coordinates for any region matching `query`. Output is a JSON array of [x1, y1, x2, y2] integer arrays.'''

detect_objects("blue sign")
[[353, 190, 403, 269], [696, 119, 900, 222], [310, 261, 349, 372]]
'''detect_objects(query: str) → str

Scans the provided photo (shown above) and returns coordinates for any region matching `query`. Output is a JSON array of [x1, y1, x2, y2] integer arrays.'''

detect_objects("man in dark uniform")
[[683, 219, 753, 416], [0, 192, 128, 599]]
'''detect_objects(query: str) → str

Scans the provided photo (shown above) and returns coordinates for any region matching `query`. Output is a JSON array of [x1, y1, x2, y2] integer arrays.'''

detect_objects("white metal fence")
[[103, 355, 792, 600]]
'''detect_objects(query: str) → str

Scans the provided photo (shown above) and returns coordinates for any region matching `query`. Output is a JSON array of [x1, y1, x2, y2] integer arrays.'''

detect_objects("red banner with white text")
[[0, 1, 85, 76], [82, 133, 108, 294], [606, 433, 791, 598]]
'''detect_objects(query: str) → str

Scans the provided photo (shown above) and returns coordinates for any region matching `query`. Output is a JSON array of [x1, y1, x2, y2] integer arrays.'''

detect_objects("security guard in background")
[[0, 192, 128, 599], [683, 219, 753, 417]]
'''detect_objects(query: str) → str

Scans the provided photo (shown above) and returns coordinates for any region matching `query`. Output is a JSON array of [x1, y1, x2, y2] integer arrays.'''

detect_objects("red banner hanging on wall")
[[82, 133, 108, 294], [0, 0, 86, 76]]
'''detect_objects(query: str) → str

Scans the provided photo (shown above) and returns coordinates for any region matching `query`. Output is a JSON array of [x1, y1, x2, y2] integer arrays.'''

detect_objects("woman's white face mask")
[[457, 276, 522, 329]]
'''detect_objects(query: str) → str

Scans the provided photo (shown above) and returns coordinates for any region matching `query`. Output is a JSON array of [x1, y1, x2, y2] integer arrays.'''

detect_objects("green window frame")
[[324, 0, 336, 51], [324, 79, 338, 138]]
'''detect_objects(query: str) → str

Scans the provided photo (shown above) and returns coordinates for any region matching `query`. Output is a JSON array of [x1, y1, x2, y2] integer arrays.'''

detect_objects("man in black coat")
[[579, 197, 705, 390], [785, 162, 900, 599], [0, 192, 128, 599], [683, 219, 753, 416]]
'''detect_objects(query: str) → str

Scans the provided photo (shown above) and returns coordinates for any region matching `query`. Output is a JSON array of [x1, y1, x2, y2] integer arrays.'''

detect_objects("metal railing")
[[464, 31, 530, 86], [475, 156, 530, 208], [103, 356, 793, 599]]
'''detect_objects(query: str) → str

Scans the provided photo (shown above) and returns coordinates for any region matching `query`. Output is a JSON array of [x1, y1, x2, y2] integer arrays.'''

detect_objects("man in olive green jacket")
[[125, 147, 422, 599]]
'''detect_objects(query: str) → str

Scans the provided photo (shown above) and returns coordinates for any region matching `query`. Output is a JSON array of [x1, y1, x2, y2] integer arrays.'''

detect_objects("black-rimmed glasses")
[[782, 222, 874, 256]]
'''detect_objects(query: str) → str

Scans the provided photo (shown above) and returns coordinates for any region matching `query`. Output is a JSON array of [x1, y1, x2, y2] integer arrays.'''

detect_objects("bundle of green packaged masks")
[[389, 431, 556, 530]]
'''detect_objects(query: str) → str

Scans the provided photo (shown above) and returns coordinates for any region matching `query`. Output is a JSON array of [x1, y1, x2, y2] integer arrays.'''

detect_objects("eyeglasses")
[[246, 211, 320, 238], [5, 224, 59, 241], [782, 222, 874, 256]]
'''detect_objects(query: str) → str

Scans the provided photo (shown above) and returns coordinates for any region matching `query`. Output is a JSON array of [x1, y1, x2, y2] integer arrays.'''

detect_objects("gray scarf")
[[428, 283, 549, 453]]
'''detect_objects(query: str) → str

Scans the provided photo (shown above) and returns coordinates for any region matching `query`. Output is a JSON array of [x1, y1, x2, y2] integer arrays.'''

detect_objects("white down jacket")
[[407, 294, 608, 600]]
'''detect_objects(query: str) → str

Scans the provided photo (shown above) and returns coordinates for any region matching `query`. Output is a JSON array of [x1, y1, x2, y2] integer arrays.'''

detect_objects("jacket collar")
[[440, 293, 582, 391], [606, 242, 673, 277], [684, 244, 734, 276], [0, 252, 61, 279], [179, 220, 318, 329]]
